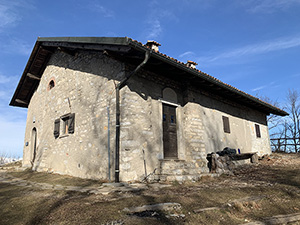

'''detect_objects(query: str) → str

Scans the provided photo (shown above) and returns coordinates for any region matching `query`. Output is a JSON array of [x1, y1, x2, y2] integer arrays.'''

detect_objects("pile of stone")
[[207, 148, 258, 174]]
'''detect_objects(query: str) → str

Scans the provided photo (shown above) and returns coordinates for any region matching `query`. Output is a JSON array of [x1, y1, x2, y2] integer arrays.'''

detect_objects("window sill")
[[59, 134, 69, 139], [159, 158, 185, 162]]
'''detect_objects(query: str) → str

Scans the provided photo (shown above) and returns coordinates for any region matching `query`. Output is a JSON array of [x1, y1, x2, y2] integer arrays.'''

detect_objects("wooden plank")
[[26, 73, 40, 80]]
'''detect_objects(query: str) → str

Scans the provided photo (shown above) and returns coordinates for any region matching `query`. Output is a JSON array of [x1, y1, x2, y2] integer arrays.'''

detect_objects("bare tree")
[[0, 151, 8, 165], [261, 90, 300, 153], [257, 95, 282, 133], [257, 95, 286, 152], [285, 89, 300, 152]]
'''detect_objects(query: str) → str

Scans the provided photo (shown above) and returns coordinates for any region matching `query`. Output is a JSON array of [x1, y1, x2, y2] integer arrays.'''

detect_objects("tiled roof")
[[9, 36, 288, 116], [127, 37, 287, 116]]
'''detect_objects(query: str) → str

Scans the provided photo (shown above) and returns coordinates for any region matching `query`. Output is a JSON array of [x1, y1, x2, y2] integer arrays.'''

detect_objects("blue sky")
[[0, 0, 300, 157]]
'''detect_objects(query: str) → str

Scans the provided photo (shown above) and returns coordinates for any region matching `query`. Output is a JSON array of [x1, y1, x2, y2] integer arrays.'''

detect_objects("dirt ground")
[[0, 153, 300, 225]]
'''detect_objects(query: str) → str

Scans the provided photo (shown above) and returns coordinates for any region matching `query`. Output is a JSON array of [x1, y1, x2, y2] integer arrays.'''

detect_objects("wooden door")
[[163, 104, 178, 158]]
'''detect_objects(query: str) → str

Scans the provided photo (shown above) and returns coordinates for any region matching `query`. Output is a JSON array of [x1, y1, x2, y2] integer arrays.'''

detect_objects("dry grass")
[[0, 153, 300, 224], [8, 169, 104, 187]]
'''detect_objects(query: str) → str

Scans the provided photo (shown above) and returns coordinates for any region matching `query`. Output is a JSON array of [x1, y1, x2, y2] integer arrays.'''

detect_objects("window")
[[53, 113, 75, 138], [222, 116, 230, 133], [62, 113, 75, 135], [54, 119, 60, 138], [255, 124, 261, 138], [49, 80, 55, 89], [48, 79, 55, 90]]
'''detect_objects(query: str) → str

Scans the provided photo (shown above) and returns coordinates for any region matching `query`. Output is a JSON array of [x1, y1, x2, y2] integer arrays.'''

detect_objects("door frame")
[[162, 102, 178, 159]]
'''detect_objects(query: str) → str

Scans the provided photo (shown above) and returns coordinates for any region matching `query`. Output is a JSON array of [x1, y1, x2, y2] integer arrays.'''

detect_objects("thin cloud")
[[87, 3, 114, 18], [179, 51, 195, 58], [0, 4, 19, 28], [147, 19, 162, 40], [252, 85, 267, 92], [245, 0, 300, 13], [251, 81, 279, 92], [0, 39, 32, 55], [0, 74, 16, 84], [197, 35, 300, 64], [0, 0, 35, 30], [144, 1, 176, 40]]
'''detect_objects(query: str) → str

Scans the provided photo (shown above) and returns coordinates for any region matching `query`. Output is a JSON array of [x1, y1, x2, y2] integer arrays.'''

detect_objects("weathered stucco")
[[22, 49, 271, 182]]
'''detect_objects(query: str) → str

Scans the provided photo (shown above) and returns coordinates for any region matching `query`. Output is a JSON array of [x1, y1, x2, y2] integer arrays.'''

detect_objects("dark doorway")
[[31, 128, 37, 167], [163, 104, 178, 158]]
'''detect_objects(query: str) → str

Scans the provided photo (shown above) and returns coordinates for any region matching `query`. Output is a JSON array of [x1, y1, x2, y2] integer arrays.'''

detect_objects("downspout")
[[115, 50, 150, 183]]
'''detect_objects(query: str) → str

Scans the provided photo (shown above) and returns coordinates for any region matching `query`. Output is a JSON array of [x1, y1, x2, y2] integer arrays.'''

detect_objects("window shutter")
[[68, 113, 75, 134], [54, 119, 60, 138], [222, 116, 230, 133], [255, 124, 261, 138]]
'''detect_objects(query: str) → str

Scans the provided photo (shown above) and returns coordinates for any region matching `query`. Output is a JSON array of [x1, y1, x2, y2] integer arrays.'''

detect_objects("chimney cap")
[[186, 60, 198, 69], [187, 60, 198, 65], [146, 40, 161, 47]]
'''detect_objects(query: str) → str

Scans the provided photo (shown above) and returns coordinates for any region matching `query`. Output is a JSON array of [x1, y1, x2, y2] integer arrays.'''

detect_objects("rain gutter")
[[114, 50, 151, 182]]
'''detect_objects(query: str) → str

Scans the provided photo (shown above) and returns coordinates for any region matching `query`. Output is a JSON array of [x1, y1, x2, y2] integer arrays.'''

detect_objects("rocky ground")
[[0, 153, 300, 225]]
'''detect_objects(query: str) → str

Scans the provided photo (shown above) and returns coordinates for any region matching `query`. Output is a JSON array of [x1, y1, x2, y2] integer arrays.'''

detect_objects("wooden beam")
[[57, 47, 76, 56], [26, 73, 41, 80], [15, 99, 28, 105], [41, 42, 131, 53]]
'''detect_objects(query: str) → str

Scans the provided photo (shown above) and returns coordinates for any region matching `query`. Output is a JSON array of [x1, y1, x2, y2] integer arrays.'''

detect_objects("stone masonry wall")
[[23, 50, 124, 180], [22, 49, 271, 182]]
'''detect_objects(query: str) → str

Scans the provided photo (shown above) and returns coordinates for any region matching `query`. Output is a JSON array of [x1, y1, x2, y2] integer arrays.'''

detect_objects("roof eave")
[[10, 37, 289, 116], [127, 40, 288, 116], [9, 40, 41, 107]]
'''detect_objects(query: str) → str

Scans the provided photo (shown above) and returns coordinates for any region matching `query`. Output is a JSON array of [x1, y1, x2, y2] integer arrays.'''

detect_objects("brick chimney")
[[186, 60, 198, 69], [146, 40, 161, 52]]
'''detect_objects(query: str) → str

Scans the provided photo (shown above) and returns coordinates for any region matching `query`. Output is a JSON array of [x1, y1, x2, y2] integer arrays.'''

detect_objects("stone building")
[[10, 37, 287, 182]]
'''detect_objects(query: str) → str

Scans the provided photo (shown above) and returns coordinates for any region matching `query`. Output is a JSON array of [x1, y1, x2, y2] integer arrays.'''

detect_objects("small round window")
[[48, 79, 55, 90]]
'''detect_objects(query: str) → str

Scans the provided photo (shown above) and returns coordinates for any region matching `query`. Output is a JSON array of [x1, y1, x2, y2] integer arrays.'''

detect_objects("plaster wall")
[[195, 92, 271, 156]]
